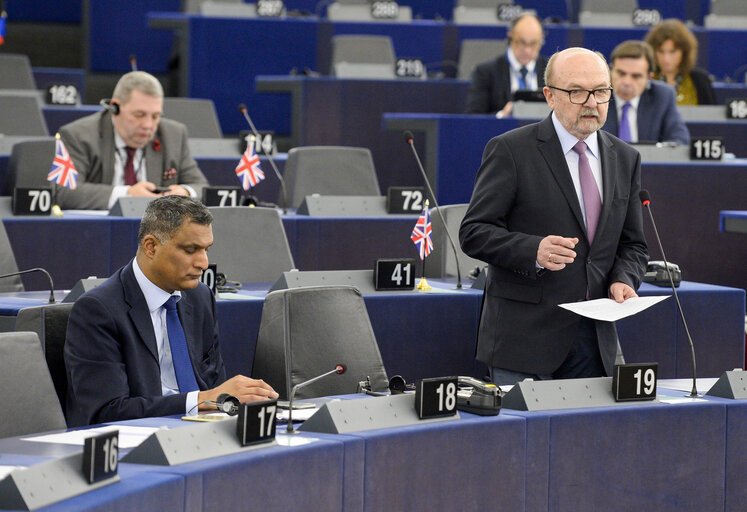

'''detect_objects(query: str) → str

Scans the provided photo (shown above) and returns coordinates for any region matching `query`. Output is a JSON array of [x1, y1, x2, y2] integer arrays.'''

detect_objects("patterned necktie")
[[518, 67, 528, 89], [618, 102, 632, 142], [163, 296, 199, 393], [124, 147, 138, 186], [572, 141, 602, 245]]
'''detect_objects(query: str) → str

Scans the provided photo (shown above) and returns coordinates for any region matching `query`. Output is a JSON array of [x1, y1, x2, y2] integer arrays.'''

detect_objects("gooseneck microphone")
[[286, 364, 345, 434], [0, 268, 55, 304], [640, 190, 698, 397], [403, 131, 463, 289], [128, 54, 138, 72], [237, 104, 289, 213]]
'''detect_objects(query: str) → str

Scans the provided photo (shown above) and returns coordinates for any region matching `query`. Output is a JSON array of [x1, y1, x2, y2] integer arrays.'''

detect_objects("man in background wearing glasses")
[[460, 48, 648, 386], [465, 13, 547, 117], [602, 40, 689, 145]]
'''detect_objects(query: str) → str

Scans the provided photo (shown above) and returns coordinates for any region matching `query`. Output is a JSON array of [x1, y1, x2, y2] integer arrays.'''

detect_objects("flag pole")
[[415, 199, 431, 291], [50, 134, 64, 217]]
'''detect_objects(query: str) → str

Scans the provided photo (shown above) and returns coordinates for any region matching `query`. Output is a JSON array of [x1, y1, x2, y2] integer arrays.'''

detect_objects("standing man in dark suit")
[[65, 196, 277, 427], [460, 48, 648, 386], [465, 13, 548, 117], [602, 40, 689, 145], [57, 71, 209, 210]]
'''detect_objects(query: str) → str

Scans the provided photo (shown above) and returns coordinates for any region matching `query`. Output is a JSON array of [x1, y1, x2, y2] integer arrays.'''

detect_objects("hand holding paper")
[[559, 296, 670, 322]]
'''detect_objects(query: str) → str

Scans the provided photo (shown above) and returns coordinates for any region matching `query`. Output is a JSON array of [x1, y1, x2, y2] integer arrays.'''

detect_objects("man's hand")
[[609, 282, 638, 303], [198, 375, 279, 410], [127, 181, 161, 197], [537, 235, 578, 271], [163, 185, 190, 197], [496, 101, 513, 119]]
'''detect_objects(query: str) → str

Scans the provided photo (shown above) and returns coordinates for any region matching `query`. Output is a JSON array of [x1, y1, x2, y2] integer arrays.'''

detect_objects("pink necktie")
[[572, 141, 601, 244]]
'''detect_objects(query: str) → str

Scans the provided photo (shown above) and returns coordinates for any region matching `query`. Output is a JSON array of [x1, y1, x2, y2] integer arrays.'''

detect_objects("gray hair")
[[138, 196, 212, 245], [112, 71, 164, 104]]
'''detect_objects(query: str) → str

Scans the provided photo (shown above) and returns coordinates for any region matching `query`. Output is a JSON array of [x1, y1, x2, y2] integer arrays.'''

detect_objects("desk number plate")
[[202, 186, 242, 207], [690, 137, 724, 160], [375, 259, 416, 290], [612, 363, 658, 402], [200, 264, 217, 293], [237, 399, 278, 446], [13, 188, 53, 215], [83, 430, 119, 483], [387, 186, 425, 214], [415, 377, 459, 419]]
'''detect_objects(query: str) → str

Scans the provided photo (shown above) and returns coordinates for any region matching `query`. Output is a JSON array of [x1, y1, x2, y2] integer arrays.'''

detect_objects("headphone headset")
[[99, 98, 120, 116], [211, 393, 240, 416]]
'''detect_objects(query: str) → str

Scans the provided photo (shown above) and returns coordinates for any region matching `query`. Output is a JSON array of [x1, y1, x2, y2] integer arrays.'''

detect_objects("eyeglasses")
[[547, 86, 613, 104]]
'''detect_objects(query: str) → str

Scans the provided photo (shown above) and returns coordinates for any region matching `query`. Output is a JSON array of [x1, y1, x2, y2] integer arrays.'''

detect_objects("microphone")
[[0, 268, 55, 304], [286, 364, 345, 434], [640, 190, 698, 397], [128, 54, 138, 71], [403, 130, 463, 289], [237, 104, 289, 213]]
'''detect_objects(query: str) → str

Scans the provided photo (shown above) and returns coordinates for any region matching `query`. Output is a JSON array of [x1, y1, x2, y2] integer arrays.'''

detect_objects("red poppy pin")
[[163, 167, 177, 180], [152, 139, 161, 152]]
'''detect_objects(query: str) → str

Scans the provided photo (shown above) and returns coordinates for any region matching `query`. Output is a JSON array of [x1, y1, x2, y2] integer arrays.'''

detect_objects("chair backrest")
[[252, 285, 389, 400], [0, 331, 66, 438], [426, 204, 486, 278], [458, 39, 508, 80], [511, 100, 551, 119], [331, 35, 396, 79], [207, 206, 295, 283], [0, 221, 24, 292], [709, 0, 743, 16], [14, 303, 75, 419], [0, 54, 36, 90], [6, 138, 56, 195], [200, 1, 258, 17], [282, 146, 381, 208], [579, 0, 636, 14], [0, 95, 48, 136], [162, 98, 223, 138]]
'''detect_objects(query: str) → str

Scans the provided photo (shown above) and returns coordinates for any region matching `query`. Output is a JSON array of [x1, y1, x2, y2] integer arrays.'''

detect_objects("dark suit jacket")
[[459, 115, 648, 375], [57, 110, 208, 210], [64, 261, 226, 427], [690, 68, 716, 105], [465, 53, 548, 114], [602, 81, 690, 145]]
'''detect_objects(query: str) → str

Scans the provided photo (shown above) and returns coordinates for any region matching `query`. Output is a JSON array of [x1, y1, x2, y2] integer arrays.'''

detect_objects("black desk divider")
[[62, 278, 107, 302], [0, 452, 119, 510], [108, 197, 155, 217], [298, 393, 459, 434], [121, 417, 276, 465], [706, 369, 747, 399], [502, 377, 662, 411], [270, 269, 378, 293], [297, 195, 387, 217]]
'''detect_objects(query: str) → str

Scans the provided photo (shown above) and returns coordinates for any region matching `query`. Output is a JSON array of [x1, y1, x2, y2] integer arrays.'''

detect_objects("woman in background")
[[645, 19, 716, 105]]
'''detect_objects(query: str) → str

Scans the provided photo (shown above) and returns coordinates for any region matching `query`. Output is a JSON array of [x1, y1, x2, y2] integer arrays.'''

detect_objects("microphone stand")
[[0, 268, 56, 304], [286, 365, 343, 434]]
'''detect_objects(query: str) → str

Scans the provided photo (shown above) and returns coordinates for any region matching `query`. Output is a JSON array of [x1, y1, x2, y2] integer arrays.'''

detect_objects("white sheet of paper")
[[558, 295, 670, 322], [21, 425, 162, 449], [0, 465, 24, 480]]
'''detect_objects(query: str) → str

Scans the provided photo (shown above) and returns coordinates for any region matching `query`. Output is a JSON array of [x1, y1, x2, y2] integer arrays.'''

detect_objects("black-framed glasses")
[[547, 86, 613, 104]]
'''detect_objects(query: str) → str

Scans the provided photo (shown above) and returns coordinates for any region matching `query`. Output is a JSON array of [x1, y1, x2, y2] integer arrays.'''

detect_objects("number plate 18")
[[415, 376, 459, 419], [612, 363, 658, 402]]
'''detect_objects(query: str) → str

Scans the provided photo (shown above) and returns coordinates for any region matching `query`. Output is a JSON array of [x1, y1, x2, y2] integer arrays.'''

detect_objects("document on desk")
[[21, 425, 161, 449], [559, 295, 670, 322]]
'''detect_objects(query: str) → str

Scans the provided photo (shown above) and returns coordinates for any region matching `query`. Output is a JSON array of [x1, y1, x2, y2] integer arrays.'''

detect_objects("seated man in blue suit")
[[65, 196, 278, 427], [602, 40, 689, 145]]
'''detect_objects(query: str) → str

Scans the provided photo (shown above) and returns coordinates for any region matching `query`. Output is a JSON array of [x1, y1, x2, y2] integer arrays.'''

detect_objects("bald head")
[[544, 47, 608, 87], [508, 14, 544, 66]]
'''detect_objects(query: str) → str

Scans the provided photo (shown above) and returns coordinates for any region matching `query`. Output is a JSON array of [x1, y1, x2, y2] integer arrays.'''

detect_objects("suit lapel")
[[537, 116, 587, 235], [121, 263, 159, 363], [99, 112, 116, 185], [176, 297, 198, 369], [593, 130, 618, 247], [636, 87, 652, 142]]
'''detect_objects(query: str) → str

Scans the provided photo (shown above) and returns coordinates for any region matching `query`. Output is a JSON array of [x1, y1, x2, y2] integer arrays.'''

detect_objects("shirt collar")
[[613, 93, 641, 111], [506, 47, 536, 75], [551, 112, 600, 160], [132, 257, 181, 313]]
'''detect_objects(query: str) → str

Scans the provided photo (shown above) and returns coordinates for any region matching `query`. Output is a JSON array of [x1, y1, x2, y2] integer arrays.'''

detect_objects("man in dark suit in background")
[[57, 71, 208, 210], [465, 13, 548, 117], [460, 48, 648, 386], [65, 196, 277, 427], [602, 40, 689, 145]]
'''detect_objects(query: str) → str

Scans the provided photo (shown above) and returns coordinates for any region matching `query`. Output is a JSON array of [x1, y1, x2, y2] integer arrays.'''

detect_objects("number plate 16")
[[612, 363, 658, 402]]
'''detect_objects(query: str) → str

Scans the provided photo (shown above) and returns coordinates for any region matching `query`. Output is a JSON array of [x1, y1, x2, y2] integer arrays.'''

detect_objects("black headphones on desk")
[[205, 393, 240, 416]]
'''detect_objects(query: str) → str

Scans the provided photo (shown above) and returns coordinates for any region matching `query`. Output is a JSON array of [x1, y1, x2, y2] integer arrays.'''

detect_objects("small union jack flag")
[[411, 203, 433, 260], [235, 140, 265, 190], [47, 136, 78, 190], [0, 10, 6, 46]]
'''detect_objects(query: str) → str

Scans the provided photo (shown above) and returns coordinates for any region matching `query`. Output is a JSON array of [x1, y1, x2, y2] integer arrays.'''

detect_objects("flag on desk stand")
[[235, 135, 265, 191], [47, 134, 78, 190], [410, 199, 433, 290], [0, 8, 7, 45]]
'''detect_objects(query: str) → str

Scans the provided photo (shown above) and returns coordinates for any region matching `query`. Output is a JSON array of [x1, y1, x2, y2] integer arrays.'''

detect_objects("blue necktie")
[[518, 67, 528, 89], [163, 296, 199, 393], [619, 102, 632, 142]]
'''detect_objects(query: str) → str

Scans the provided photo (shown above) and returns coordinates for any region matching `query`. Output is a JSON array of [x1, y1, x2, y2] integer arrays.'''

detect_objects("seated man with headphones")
[[56, 71, 209, 210]]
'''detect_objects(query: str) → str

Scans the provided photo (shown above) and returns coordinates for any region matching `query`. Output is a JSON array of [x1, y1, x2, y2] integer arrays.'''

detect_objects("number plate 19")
[[612, 363, 658, 402], [415, 377, 458, 419]]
